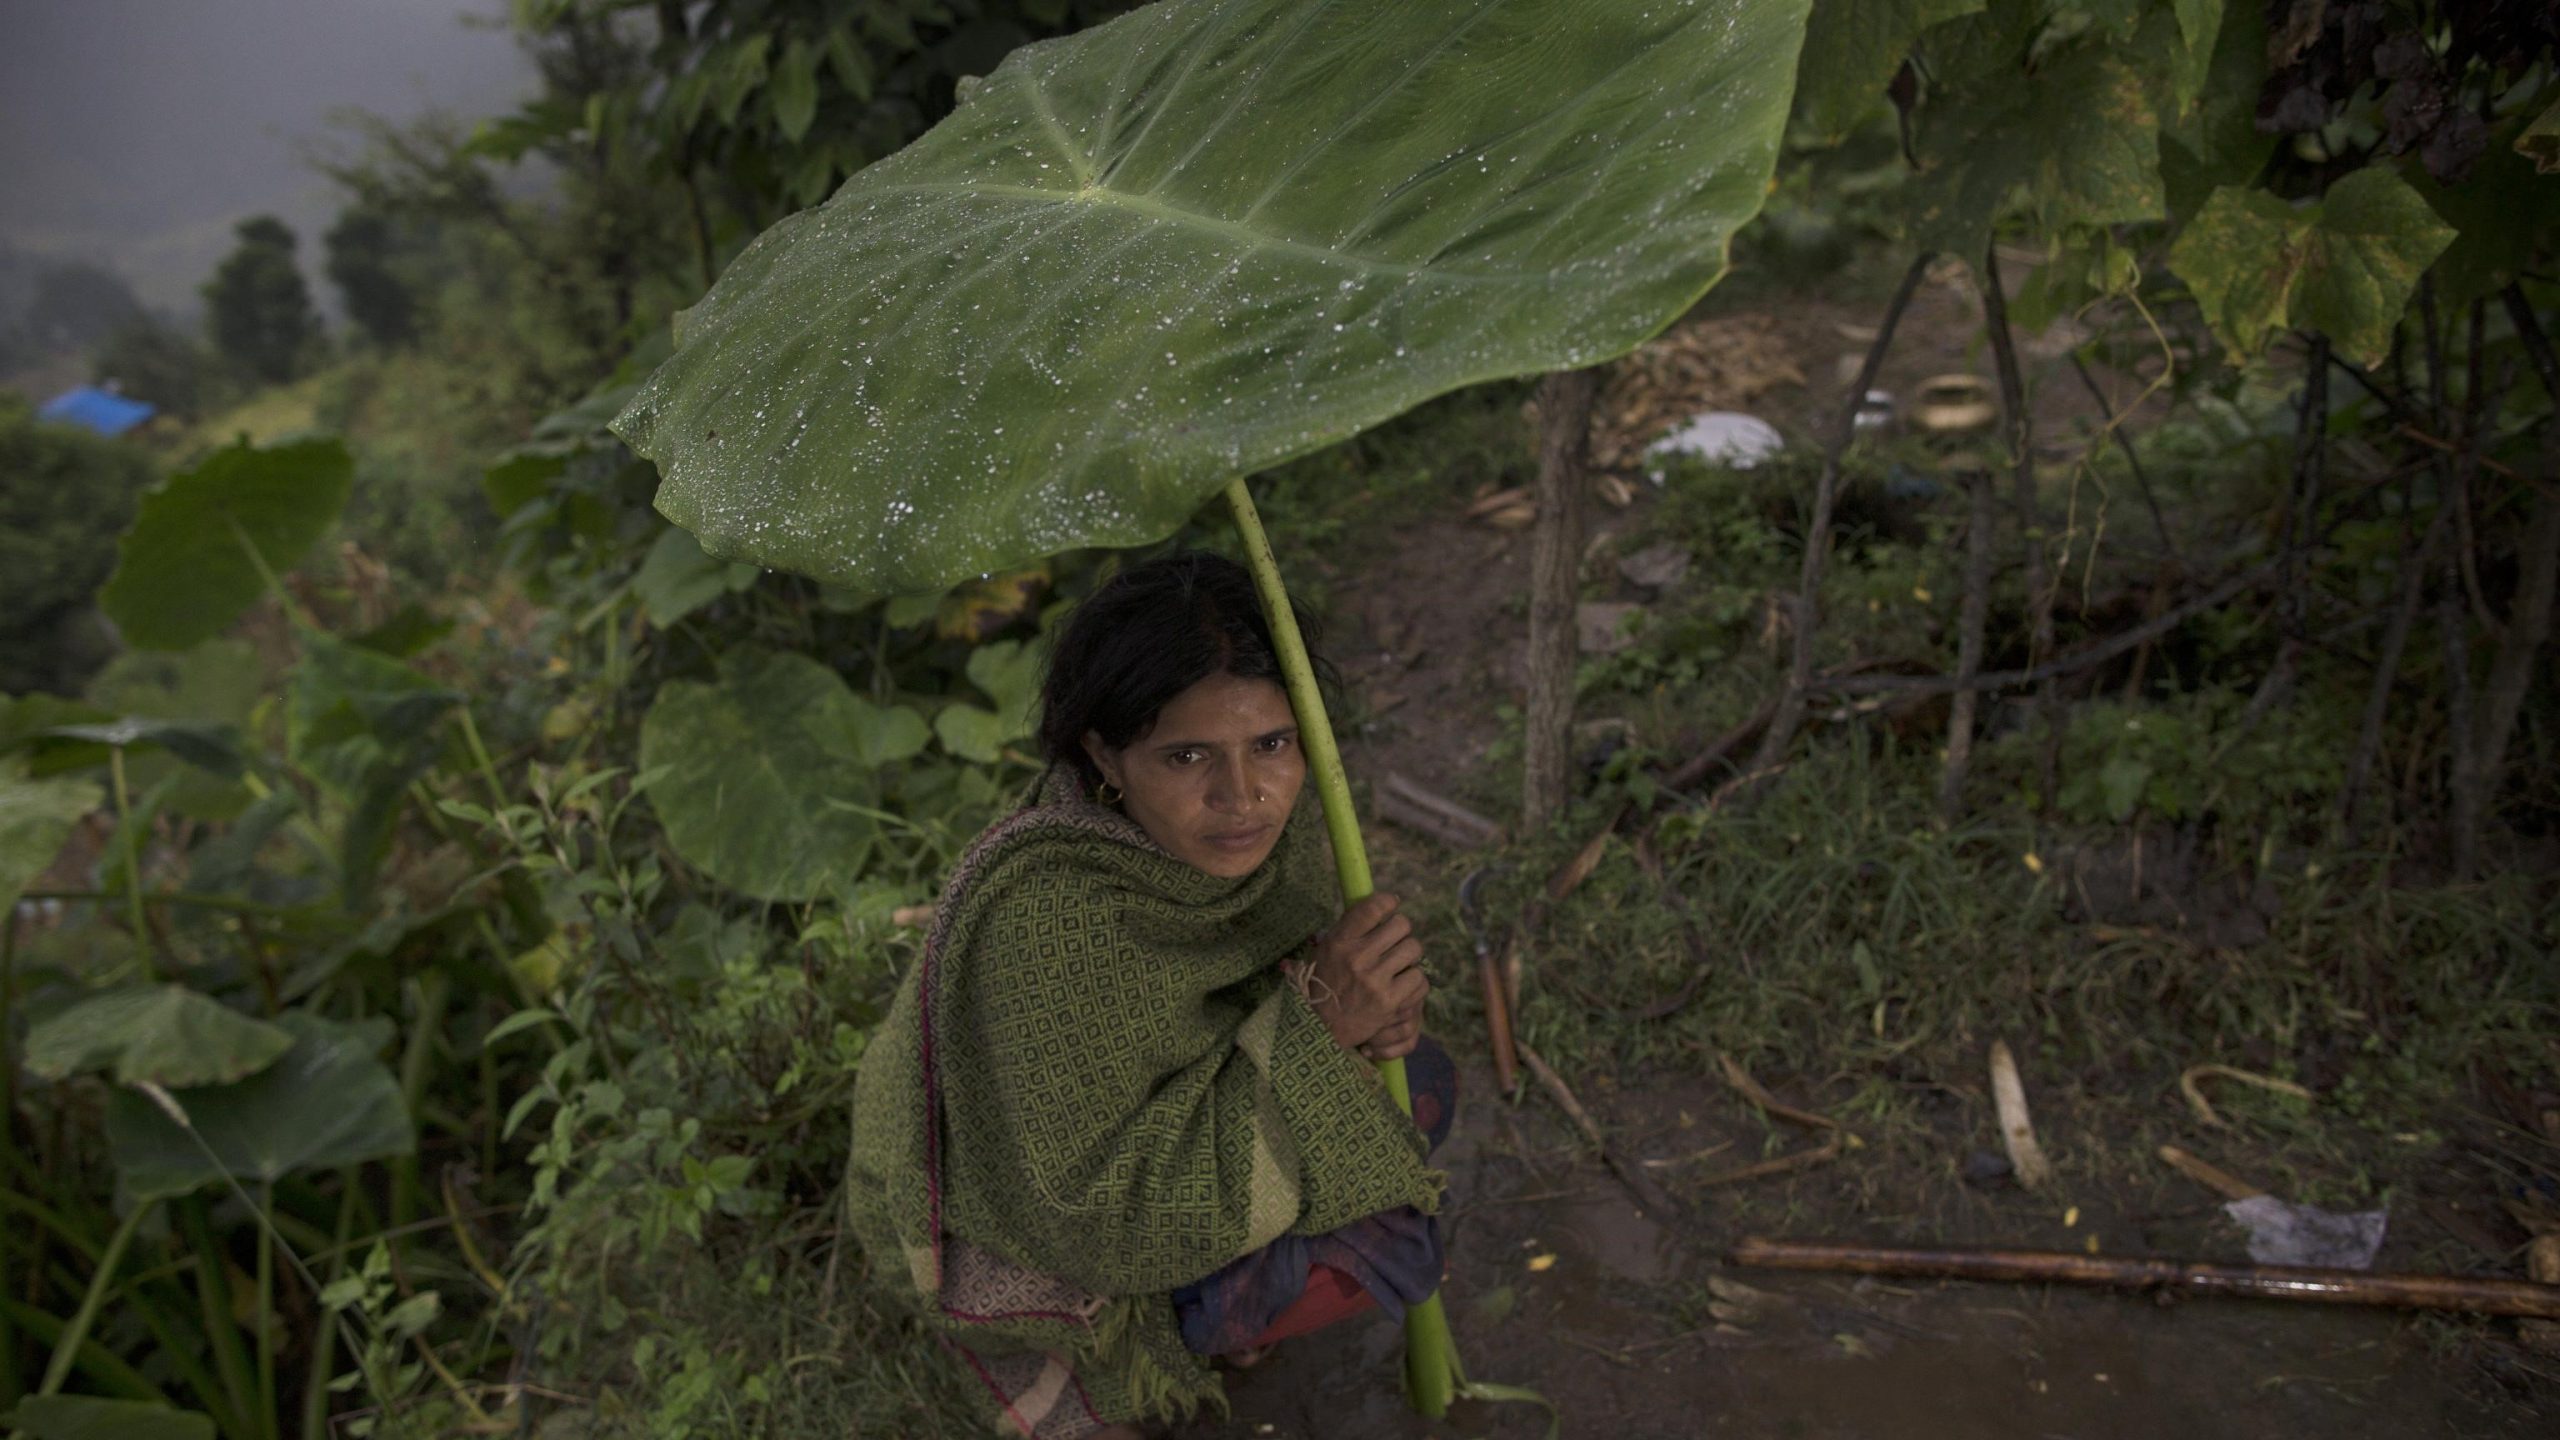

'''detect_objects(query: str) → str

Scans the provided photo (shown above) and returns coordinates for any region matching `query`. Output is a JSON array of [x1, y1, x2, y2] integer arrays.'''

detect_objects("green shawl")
[[847, 768, 1440, 1438]]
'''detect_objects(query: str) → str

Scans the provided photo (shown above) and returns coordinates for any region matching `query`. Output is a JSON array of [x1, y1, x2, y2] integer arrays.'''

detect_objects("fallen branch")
[[1458, 866, 1519, 1095], [1693, 1136, 1844, 1190], [1378, 772, 1504, 850], [2179, 1064, 2315, 1130], [1726, 1236, 2560, 1320], [1659, 700, 1779, 793], [1718, 1052, 1841, 1132], [1385, 772, 1503, 843], [1515, 1039, 1684, 1218], [1989, 1041, 2054, 1191], [1814, 560, 2279, 698], [1545, 803, 1629, 902], [1638, 1138, 1737, 1170]]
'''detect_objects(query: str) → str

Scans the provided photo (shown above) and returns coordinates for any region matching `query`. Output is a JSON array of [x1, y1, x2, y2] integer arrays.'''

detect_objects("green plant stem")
[[455, 706, 510, 811], [2, 1297, 167, 1404], [106, 747, 159, 981], [257, 1183, 277, 1440], [37, 1201, 151, 1396], [300, 1181, 359, 1440], [392, 973, 450, 1235], [182, 1199, 258, 1431], [1224, 478, 1453, 1413]]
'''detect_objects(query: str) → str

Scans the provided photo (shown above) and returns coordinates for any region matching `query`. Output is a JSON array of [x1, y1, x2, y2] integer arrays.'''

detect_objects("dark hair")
[[1038, 550, 1334, 787]]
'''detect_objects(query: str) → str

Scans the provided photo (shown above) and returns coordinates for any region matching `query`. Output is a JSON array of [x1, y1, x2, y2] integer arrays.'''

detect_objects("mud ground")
[[1188, 1055, 2549, 1439], [1189, 270, 2556, 1437]]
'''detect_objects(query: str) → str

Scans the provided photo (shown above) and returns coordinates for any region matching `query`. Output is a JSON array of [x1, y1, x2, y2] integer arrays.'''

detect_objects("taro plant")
[[0, 437, 473, 1440], [610, 0, 1817, 1416]]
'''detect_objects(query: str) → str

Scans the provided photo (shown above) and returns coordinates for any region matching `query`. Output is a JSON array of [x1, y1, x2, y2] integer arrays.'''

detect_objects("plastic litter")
[[2224, 1194, 2388, 1270], [1644, 411, 1783, 481]]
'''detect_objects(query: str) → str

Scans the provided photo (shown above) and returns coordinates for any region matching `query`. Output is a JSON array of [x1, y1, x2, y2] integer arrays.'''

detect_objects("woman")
[[848, 551, 1451, 1440]]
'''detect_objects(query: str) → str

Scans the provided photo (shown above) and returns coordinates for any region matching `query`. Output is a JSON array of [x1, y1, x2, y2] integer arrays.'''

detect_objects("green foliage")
[[22, 984, 294, 1088], [99, 436, 354, 650], [0, 756, 101, 909], [0, 395, 160, 695], [102, 1013, 415, 1200], [636, 647, 932, 902], [1, 1396, 215, 1440], [2169, 168, 2457, 367], [2025, 692, 2347, 830], [91, 321, 221, 419], [201, 216, 323, 386], [1792, 0, 1984, 145], [617, 0, 1812, 595], [15, 260, 147, 353], [497, 0, 1138, 227], [323, 204, 424, 350]]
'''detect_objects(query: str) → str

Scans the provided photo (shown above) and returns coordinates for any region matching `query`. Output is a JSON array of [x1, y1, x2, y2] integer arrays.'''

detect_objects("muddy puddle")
[[1193, 1061, 2551, 1440]]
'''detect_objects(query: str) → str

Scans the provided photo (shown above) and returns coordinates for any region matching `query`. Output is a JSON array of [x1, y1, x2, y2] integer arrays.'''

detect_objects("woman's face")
[[1083, 672, 1306, 878]]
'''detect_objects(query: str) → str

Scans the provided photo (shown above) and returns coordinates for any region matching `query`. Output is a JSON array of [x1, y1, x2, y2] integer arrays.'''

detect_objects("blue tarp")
[[39, 386, 157, 437]]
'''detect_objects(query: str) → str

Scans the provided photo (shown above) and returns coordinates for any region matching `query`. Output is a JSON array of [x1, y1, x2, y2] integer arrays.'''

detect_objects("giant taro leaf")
[[99, 437, 353, 651], [104, 1012, 413, 1200], [0, 755, 99, 912], [639, 647, 933, 901], [2169, 168, 2457, 368], [24, 984, 294, 1089], [614, 0, 1812, 595]]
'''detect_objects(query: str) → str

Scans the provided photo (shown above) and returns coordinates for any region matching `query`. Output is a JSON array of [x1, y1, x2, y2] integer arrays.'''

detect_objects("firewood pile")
[[1574, 313, 1808, 471]]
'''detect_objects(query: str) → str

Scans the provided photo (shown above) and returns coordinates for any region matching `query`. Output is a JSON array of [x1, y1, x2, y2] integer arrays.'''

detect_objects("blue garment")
[[1171, 1036, 1455, 1354]]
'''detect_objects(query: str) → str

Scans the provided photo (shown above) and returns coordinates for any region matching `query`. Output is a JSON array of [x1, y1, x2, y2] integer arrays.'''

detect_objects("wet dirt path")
[[1196, 1060, 2546, 1439]]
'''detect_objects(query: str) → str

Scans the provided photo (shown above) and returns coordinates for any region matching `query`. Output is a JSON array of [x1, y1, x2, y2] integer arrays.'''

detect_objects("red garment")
[[1246, 1263, 1377, 1346]]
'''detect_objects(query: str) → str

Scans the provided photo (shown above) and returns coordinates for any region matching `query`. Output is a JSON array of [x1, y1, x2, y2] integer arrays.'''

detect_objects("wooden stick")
[[1515, 1040, 1684, 1218], [1477, 936, 1519, 1096], [1382, 773, 1504, 847], [1545, 804, 1627, 902], [1693, 1136, 1842, 1189], [2179, 1064, 2315, 1129], [1378, 786, 1498, 851], [1717, 1052, 1840, 1132], [2156, 1145, 2264, 1201], [1727, 1236, 2560, 1320]]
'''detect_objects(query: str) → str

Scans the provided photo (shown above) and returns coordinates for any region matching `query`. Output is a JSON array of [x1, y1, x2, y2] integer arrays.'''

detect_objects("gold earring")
[[1096, 778, 1122, 805]]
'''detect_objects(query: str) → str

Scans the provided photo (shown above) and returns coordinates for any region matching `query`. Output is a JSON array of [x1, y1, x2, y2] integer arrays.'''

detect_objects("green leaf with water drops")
[[638, 647, 925, 901], [99, 436, 353, 651], [613, 0, 1812, 596]]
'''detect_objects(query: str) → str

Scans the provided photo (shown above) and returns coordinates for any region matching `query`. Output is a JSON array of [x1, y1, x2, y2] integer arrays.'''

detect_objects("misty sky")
[[0, 0, 535, 316]]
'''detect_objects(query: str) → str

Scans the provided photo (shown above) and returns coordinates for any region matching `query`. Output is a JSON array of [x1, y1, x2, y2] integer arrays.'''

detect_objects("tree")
[[91, 320, 219, 418], [202, 215, 321, 384], [324, 202, 423, 349], [21, 260, 146, 352]]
